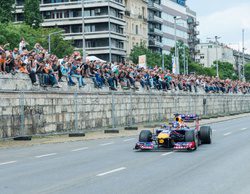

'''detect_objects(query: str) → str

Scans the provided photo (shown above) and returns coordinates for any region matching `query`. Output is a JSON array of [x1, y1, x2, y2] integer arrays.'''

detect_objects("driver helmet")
[[172, 121, 180, 128]]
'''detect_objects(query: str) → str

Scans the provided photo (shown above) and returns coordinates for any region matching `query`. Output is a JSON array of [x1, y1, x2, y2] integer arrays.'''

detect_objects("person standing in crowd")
[[19, 37, 29, 54]]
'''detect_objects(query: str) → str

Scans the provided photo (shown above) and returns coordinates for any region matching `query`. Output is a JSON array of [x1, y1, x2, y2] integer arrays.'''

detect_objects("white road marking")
[[241, 128, 247, 131], [100, 142, 114, 146], [71, 147, 89, 152], [97, 167, 126, 177], [35, 153, 57, 158], [161, 152, 173, 156], [213, 129, 217, 132], [0, 161, 17, 166], [123, 138, 135, 142], [224, 132, 232, 136]]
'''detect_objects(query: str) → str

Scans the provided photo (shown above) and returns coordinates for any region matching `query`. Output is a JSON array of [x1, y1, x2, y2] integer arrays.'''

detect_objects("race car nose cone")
[[158, 133, 170, 139]]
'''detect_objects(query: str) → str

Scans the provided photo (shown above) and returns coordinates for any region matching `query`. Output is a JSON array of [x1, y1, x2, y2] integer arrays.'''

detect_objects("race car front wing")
[[134, 141, 195, 151]]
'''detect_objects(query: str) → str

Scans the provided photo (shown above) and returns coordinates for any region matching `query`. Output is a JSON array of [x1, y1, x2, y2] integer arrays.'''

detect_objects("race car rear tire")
[[139, 130, 152, 142], [200, 126, 212, 144]]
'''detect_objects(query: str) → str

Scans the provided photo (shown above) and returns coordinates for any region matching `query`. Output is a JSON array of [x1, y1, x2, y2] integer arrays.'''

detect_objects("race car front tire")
[[185, 130, 195, 142], [200, 126, 212, 144], [185, 130, 198, 150], [139, 130, 152, 142]]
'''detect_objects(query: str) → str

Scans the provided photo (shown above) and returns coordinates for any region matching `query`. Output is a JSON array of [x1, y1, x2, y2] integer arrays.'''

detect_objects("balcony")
[[148, 1, 162, 11], [148, 15, 163, 24], [148, 28, 163, 36], [194, 30, 199, 35], [194, 21, 199, 26], [187, 18, 194, 24], [86, 47, 126, 56], [154, 15, 163, 23], [154, 28, 163, 35], [64, 31, 126, 41], [15, 0, 125, 12], [188, 38, 200, 44], [149, 40, 163, 48]]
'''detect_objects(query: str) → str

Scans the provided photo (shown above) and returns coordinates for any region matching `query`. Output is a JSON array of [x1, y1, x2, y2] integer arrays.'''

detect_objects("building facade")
[[195, 42, 236, 67], [159, 0, 199, 58], [15, 0, 126, 62], [196, 42, 250, 72], [124, 0, 148, 59], [14, 0, 199, 62], [161, 0, 189, 55], [148, 0, 163, 53]]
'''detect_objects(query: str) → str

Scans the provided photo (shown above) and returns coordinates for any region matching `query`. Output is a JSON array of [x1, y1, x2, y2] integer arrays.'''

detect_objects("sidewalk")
[[0, 113, 249, 149]]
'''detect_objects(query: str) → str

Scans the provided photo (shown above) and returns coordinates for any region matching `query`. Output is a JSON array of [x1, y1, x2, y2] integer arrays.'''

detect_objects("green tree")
[[130, 43, 171, 68], [0, 0, 15, 23], [23, 0, 43, 28], [212, 61, 238, 80], [188, 62, 216, 76], [43, 33, 74, 58], [0, 23, 74, 57], [245, 63, 250, 82]]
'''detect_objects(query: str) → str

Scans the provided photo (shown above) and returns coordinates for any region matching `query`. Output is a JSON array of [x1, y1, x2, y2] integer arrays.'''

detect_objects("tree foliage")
[[212, 61, 238, 80], [0, 0, 15, 23], [23, 0, 43, 28], [0, 23, 74, 58], [128, 41, 240, 81], [188, 62, 216, 76], [243, 63, 250, 82], [130, 43, 171, 68]]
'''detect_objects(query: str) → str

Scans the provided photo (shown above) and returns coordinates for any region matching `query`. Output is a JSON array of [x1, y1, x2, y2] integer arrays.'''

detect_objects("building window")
[[135, 25, 138, 35]]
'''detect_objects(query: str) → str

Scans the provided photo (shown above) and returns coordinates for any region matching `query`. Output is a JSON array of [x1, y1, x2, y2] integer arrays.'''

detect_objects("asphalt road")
[[1, 116, 250, 194]]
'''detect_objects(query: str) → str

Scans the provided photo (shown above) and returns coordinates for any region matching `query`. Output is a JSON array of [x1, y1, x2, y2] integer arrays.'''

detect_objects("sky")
[[187, 0, 250, 53]]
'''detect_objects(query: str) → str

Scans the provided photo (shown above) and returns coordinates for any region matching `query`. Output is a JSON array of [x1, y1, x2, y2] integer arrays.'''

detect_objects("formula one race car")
[[134, 114, 212, 151], [179, 113, 200, 122]]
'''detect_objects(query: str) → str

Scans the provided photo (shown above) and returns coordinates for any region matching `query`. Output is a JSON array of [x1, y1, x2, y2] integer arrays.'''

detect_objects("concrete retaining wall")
[[1, 90, 250, 138]]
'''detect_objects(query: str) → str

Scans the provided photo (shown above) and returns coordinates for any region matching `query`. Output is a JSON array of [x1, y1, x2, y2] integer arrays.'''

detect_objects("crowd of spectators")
[[0, 40, 250, 94]]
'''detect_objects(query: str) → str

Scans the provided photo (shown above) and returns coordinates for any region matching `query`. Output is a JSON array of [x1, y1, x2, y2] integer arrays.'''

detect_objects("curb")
[[13, 136, 32, 141], [68, 133, 85, 137], [124, 127, 138, 130], [104, 129, 119, 134]]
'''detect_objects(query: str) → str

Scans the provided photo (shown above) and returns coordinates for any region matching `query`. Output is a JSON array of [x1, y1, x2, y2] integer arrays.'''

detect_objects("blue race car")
[[134, 116, 211, 151]]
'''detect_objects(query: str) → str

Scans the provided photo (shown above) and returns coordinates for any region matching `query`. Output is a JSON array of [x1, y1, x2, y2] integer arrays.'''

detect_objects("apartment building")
[[195, 42, 235, 67], [148, 0, 163, 53], [124, 0, 148, 58], [160, 0, 198, 57], [15, 0, 126, 62], [195, 42, 250, 69]]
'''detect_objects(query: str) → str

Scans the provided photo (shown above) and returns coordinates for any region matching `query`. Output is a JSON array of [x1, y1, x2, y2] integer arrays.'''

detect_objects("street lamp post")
[[215, 36, 220, 78], [178, 22, 186, 75], [183, 44, 186, 75], [174, 16, 181, 74], [81, 0, 86, 63], [242, 29, 245, 81], [162, 53, 165, 71], [48, 30, 65, 54], [108, 0, 112, 63]]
